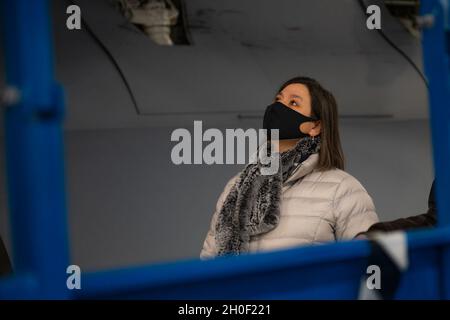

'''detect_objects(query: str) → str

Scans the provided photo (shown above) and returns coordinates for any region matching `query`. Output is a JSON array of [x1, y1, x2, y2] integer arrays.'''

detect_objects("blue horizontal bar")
[[75, 227, 450, 299], [0, 274, 38, 299]]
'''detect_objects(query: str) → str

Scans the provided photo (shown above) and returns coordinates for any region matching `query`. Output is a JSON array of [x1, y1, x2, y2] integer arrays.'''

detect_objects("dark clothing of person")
[[367, 181, 436, 233], [0, 235, 12, 276]]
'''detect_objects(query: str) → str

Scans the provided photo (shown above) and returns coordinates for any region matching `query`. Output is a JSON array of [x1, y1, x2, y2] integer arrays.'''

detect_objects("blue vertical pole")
[[421, 0, 450, 299], [0, 0, 70, 298]]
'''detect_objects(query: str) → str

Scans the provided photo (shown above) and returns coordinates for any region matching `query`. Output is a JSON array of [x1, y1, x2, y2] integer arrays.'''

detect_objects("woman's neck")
[[278, 138, 301, 153]]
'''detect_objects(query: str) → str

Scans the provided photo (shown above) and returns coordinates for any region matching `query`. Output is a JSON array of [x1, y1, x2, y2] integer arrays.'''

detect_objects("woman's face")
[[275, 83, 321, 137]]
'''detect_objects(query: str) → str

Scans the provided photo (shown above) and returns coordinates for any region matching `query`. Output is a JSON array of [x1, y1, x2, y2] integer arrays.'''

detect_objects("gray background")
[[0, 0, 434, 271]]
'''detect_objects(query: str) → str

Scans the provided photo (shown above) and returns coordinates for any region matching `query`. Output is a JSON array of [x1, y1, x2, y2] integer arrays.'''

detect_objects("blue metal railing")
[[0, 0, 449, 299], [0, 0, 69, 299], [421, 0, 450, 298]]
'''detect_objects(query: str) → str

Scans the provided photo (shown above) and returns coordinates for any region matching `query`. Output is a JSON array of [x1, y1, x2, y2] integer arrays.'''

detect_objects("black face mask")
[[263, 101, 318, 140]]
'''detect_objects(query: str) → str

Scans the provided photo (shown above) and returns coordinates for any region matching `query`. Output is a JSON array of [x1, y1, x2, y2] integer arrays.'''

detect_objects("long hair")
[[277, 76, 345, 170]]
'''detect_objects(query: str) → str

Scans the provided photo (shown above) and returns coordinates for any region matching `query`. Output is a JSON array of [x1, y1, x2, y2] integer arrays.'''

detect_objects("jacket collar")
[[284, 153, 319, 184]]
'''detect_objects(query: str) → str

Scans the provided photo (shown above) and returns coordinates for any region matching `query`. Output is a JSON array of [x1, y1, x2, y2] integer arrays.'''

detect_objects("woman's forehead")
[[280, 83, 309, 97]]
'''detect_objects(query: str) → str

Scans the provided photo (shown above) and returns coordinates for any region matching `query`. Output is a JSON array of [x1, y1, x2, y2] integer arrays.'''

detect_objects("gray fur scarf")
[[215, 136, 321, 256]]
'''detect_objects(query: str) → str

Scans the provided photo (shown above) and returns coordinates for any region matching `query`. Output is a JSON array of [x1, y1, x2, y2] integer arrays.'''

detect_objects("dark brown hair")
[[277, 76, 345, 170]]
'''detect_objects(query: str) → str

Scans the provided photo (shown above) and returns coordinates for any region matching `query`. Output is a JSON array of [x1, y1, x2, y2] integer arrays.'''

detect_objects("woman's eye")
[[290, 100, 298, 106]]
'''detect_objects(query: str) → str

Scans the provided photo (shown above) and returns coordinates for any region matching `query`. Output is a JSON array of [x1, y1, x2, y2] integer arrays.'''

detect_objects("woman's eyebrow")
[[290, 94, 303, 101]]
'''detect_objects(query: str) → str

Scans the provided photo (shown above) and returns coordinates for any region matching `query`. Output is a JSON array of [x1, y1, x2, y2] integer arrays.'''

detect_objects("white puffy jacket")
[[200, 153, 379, 259]]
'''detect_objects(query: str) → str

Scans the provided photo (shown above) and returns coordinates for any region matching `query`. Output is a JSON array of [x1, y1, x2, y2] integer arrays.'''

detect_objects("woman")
[[200, 76, 379, 259]]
